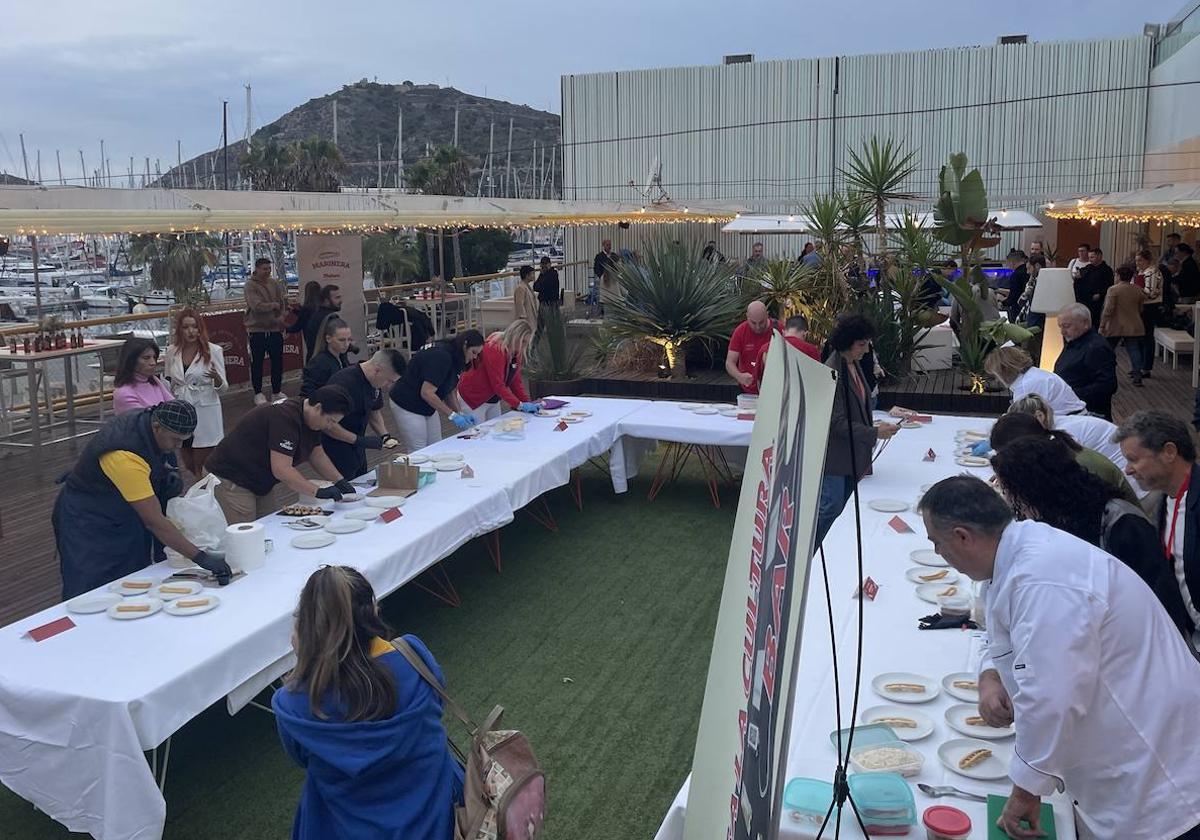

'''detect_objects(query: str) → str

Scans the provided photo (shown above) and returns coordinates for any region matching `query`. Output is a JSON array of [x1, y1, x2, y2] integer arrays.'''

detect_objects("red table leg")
[[414, 564, 461, 607]]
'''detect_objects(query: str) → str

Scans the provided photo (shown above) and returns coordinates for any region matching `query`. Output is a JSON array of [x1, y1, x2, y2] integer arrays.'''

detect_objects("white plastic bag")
[[164, 474, 228, 567]]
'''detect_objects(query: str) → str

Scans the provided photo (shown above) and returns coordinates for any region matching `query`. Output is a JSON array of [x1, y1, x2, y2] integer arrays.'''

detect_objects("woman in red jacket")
[[458, 318, 540, 422]]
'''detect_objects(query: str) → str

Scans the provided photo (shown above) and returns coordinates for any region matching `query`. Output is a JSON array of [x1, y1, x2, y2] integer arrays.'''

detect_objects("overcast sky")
[[1, 0, 1185, 183]]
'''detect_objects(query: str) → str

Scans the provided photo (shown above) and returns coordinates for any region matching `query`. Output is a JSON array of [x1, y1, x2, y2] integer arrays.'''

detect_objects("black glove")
[[357, 434, 383, 450], [314, 484, 343, 501], [334, 479, 356, 495], [918, 612, 978, 631], [192, 549, 232, 586]]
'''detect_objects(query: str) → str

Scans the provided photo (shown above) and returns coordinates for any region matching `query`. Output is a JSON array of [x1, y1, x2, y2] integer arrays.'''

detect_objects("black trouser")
[[1173, 823, 1200, 840], [1141, 303, 1161, 372], [248, 331, 283, 395]]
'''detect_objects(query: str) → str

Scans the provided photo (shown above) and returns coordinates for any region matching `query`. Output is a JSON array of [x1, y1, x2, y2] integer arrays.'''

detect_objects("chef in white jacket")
[[919, 476, 1200, 840]]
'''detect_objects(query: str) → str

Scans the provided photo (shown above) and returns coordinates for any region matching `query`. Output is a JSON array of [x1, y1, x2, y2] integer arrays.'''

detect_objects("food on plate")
[[159, 585, 192, 594], [281, 504, 327, 517], [176, 599, 210, 609], [121, 580, 152, 590], [958, 748, 992, 769], [938, 585, 958, 597], [116, 604, 151, 613], [870, 716, 918, 729], [919, 570, 949, 582], [854, 746, 916, 770], [964, 715, 996, 727], [952, 680, 978, 691], [885, 682, 927, 693]]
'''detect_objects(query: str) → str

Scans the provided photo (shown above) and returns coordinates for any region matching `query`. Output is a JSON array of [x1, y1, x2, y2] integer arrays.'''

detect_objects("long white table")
[[610, 401, 754, 493], [653, 414, 1079, 840]]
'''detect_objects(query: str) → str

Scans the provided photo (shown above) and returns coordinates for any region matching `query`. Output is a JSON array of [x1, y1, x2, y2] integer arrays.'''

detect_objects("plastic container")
[[849, 773, 917, 834], [737, 393, 759, 411], [937, 592, 973, 617], [848, 740, 925, 778], [783, 778, 834, 835], [829, 723, 900, 749], [922, 805, 971, 840]]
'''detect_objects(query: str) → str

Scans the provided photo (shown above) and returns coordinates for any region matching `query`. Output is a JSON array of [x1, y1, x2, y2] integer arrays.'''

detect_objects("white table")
[[653, 414, 1078, 840]]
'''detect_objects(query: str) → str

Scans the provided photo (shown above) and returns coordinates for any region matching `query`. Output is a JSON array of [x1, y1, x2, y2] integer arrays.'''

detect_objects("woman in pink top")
[[112, 337, 174, 414]]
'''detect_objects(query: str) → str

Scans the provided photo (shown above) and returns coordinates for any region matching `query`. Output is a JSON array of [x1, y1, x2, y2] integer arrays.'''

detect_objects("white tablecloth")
[[609, 402, 754, 493], [652, 415, 1078, 840]]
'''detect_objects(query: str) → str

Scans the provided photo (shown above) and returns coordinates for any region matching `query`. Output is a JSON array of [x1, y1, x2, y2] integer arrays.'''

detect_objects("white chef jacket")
[[1008, 367, 1087, 417], [984, 520, 1200, 840], [1054, 414, 1148, 497]]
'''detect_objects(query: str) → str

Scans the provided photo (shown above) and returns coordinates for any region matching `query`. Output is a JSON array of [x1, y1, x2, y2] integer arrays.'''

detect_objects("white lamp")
[[1030, 268, 1076, 371]]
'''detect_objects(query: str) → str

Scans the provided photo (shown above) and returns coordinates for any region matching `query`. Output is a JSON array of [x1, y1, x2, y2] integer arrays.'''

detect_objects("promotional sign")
[[203, 309, 302, 386], [683, 335, 836, 840], [296, 234, 365, 356]]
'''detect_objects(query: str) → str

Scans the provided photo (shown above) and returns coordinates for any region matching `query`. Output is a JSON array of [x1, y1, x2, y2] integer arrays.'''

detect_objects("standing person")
[[1015, 253, 1046, 327], [1067, 242, 1090, 281], [917, 476, 1200, 840], [532, 256, 560, 342], [725, 301, 780, 395], [1134, 248, 1164, 379], [1177, 242, 1200, 302], [513, 265, 538, 332], [286, 281, 323, 357], [273, 566, 462, 840], [1162, 232, 1182, 264], [1075, 247, 1114, 328], [1099, 263, 1146, 386], [244, 257, 287, 405], [53, 401, 231, 599], [996, 249, 1028, 321], [983, 346, 1086, 417], [389, 330, 485, 451], [701, 240, 726, 264], [593, 238, 619, 292], [753, 314, 820, 391], [800, 242, 822, 268], [1054, 303, 1118, 419], [458, 319, 540, 423], [300, 316, 352, 398], [320, 350, 404, 481], [112, 337, 174, 415], [816, 315, 900, 547], [206, 386, 355, 524], [298, 285, 343, 362], [163, 309, 227, 476]]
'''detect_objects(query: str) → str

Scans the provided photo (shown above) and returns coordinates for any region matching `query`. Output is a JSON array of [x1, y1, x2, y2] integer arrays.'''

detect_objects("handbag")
[[391, 638, 546, 840]]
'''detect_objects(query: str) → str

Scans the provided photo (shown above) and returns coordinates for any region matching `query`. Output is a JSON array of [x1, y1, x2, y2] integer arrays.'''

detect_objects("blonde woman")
[[457, 319, 540, 423], [983, 345, 1086, 416]]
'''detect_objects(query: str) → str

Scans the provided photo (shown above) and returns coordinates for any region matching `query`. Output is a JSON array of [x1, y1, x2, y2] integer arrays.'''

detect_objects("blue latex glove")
[[518, 401, 540, 413], [970, 439, 991, 457], [450, 412, 474, 430]]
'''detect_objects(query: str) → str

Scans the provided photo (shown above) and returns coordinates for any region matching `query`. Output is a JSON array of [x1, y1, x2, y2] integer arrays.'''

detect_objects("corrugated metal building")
[[561, 35, 1160, 286]]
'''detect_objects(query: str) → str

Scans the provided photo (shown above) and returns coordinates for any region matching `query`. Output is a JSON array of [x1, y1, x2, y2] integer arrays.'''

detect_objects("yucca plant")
[[528, 304, 586, 381], [604, 241, 741, 378], [842, 136, 919, 282], [744, 258, 817, 320]]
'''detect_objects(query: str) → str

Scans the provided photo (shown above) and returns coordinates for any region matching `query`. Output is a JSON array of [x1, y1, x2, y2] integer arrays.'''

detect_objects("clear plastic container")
[[937, 592, 973, 617], [737, 393, 759, 411], [828, 723, 901, 749], [922, 805, 971, 840], [783, 778, 834, 836], [849, 740, 925, 777], [849, 773, 917, 834]]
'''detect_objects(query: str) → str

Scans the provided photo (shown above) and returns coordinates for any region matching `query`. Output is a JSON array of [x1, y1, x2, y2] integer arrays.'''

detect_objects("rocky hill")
[[163, 79, 562, 196]]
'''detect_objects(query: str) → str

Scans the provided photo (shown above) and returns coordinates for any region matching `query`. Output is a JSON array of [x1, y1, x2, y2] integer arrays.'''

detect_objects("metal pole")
[[99, 139, 105, 183], [396, 107, 404, 189], [438, 228, 447, 337], [79, 151, 87, 186], [129, 156, 135, 189], [176, 140, 182, 188], [453, 106, 459, 148], [487, 121, 495, 197], [377, 139, 382, 192], [19, 134, 30, 181], [35, 150, 41, 183], [56, 150, 64, 185], [505, 118, 513, 198], [332, 99, 338, 147], [223, 100, 231, 289], [29, 235, 43, 319]]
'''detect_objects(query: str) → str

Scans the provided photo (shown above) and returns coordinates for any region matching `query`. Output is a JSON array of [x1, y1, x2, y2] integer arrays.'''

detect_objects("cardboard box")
[[368, 463, 421, 497]]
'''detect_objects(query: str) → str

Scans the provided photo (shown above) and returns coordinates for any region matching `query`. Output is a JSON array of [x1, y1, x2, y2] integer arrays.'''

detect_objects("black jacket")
[[1103, 499, 1192, 639], [1151, 462, 1200, 636], [823, 353, 877, 477], [1054, 328, 1116, 418], [534, 268, 560, 304], [593, 250, 618, 280], [376, 301, 434, 351], [1178, 255, 1200, 299], [1076, 262, 1114, 325], [300, 349, 349, 398]]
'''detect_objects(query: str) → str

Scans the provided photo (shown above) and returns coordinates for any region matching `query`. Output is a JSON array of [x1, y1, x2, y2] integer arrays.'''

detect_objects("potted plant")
[[528, 304, 587, 397]]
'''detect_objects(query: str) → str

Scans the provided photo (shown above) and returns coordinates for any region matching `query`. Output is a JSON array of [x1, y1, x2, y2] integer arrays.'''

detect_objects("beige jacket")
[[244, 277, 287, 332], [1099, 282, 1145, 337], [514, 281, 538, 326]]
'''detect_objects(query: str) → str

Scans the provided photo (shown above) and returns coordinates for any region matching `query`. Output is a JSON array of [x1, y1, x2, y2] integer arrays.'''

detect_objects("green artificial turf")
[[0, 455, 737, 839]]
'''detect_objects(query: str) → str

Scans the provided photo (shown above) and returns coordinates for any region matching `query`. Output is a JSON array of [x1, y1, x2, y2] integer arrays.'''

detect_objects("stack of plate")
[[432, 452, 466, 472]]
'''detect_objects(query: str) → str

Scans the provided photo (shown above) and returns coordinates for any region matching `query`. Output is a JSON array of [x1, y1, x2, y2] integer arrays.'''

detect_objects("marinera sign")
[[684, 334, 836, 840]]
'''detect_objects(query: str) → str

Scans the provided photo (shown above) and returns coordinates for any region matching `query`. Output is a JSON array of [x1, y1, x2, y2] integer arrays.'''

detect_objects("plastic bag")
[[164, 473, 228, 567]]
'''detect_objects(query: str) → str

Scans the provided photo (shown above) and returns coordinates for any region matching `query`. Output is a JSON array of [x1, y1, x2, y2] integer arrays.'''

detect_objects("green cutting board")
[[986, 794, 1058, 840]]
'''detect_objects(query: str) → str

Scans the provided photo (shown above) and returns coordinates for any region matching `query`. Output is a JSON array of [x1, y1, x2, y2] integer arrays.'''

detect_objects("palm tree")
[[291, 137, 346, 192], [407, 146, 478, 279], [128, 233, 220, 305], [363, 233, 422, 286], [842, 136, 919, 285], [238, 139, 295, 190]]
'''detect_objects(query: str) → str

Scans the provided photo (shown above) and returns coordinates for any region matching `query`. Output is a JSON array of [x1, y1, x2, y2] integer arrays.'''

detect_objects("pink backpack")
[[392, 638, 546, 840]]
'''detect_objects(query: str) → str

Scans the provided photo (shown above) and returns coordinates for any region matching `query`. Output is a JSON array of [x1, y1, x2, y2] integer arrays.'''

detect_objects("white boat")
[[82, 286, 132, 311], [126, 289, 174, 310]]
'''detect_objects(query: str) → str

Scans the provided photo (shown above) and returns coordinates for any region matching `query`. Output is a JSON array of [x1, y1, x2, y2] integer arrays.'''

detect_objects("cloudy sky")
[[1, 0, 1184, 183]]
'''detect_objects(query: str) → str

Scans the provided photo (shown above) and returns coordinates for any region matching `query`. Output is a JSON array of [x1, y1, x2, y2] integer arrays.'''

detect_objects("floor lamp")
[[1031, 268, 1076, 371]]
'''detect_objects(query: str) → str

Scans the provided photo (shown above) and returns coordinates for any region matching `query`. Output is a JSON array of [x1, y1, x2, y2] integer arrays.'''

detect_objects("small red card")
[[888, 516, 913, 533], [923, 448, 937, 462], [912, 414, 933, 423], [27, 616, 75, 642], [863, 577, 879, 600], [554, 420, 568, 432], [379, 507, 403, 523], [460, 464, 475, 479]]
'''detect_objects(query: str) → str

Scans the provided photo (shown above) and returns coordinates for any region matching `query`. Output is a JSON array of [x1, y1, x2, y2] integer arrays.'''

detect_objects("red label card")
[[27, 616, 75, 641], [863, 577, 879, 600], [888, 516, 913, 533], [460, 464, 475, 479], [379, 507, 403, 523], [912, 415, 933, 423], [555, 421, 568, 432], [923, 448, 937, 462]]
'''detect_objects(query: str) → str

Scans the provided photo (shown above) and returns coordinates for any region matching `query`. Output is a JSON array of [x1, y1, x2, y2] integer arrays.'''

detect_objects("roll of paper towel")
[[224, 522, 266, 571]]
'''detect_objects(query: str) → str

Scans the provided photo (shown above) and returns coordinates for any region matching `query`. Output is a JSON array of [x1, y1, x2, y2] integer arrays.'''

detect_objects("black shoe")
[[1142, 371, 1152, 378]]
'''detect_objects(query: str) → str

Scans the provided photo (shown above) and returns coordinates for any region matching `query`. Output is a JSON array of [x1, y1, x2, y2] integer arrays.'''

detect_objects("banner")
[[296, 234, 365, 359], [683, 335, 837, 840], [203, 308, 302, 386]]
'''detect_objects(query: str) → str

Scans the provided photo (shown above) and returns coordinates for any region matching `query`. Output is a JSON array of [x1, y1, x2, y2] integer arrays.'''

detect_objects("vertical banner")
[[296, 233, 366, 358], [684, 335, 836, 840]]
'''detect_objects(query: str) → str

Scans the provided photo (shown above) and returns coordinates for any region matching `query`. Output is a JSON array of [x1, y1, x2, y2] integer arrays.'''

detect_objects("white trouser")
[[390, 405, 444, 451], [469, 401, 504, 424]]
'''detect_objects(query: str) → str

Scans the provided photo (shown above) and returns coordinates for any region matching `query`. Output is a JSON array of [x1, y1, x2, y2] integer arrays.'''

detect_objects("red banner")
[[203, 309, 302, 386]]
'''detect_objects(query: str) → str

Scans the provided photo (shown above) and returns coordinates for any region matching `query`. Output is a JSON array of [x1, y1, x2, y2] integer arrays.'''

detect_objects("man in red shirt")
[[754, 315, 821, 390], [725, 300, 780, 394]]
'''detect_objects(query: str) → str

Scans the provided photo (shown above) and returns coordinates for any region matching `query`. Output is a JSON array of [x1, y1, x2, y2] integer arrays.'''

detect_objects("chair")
[[1154, 327, 1194, 369], [381, 304, 413, 360]]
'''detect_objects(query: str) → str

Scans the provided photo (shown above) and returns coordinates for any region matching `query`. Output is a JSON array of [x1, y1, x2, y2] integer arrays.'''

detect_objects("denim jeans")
[[815, 474, 856, 549], [1108, 336, 1144, 379]]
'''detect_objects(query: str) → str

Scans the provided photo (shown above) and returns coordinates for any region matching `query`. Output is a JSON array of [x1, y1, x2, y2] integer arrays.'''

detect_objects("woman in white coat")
[[164, 308, 227, 475]]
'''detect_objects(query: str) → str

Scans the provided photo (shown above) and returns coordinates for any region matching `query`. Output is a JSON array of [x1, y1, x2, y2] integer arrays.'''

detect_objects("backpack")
[[391, 638, 546, 840]]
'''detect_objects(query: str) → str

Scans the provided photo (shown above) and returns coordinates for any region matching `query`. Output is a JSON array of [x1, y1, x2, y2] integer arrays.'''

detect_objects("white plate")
[[401, 453, 430, 465], [942, 672, 981, 703], [107, 578, 156, 597], [904, 567, 959, 585], [164, 595, 221, 616], [916, 581, 966, 603], [859, 705, 934, 741], [436, 461, 464, 472], [106, 597, 163, 620], [678, 403, 699, 411], [66, 592, 123, 614], [867, 499, 909, 513], [363, 495, 408, 508], [566, 409, 592, 417], [343, 508, 382, 521], [959, 429, 989, 440], [955, 456, 990, 467], [719, 409, 741, 417], [871, 672, 939, 704], [938, 738, 1012, 781], [944, 703, 1014, 739], [899, 420, 923, 429], [910, 549, 948, 568], [431, 452, 464, 462], [291, 533, 336, 549], [324, 519, 368, 534], [155, 581, 204, 601], [692, 407, 719, 415], [536, 409, 561, 418], [562, 416, 583, 424]]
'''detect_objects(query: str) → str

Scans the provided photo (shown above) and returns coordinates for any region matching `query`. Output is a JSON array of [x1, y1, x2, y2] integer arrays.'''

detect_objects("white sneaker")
[[253, 392, 267, 406]]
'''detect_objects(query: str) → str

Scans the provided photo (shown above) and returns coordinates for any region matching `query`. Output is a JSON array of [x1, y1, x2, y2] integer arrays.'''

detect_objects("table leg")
[[569, 468, 583, 511], [26, 363, 40, 456], [64, 355, 76, 437], [484, 530, 502, 573], [524, 497, 558, 532], [414, 565, 462, 607]]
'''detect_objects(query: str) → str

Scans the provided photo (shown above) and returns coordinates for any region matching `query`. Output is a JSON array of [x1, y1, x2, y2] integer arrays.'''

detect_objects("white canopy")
[[721, 209, 1043, 235], [1047, 182, 1200, 225]]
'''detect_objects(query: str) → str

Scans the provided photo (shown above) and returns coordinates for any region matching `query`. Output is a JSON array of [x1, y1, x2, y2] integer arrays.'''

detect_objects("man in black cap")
[[53, 400, 231, 599]]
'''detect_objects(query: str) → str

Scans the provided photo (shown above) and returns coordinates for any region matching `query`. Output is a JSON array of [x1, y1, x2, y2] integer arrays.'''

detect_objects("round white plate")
[[692, 407, 719, 415], [719, 409, 740, 417], [899, 420, 923, 429], [910, 549, 948, 568], [959, 429, 989, 440], [402, 453, 430, 465], [291, 533, 336, 549], [344, 508, 382, 521], [916, 581, 966, 604], [363, 495, 408, 508], [155, 581, 204, 601], [536, 409, 561, 418], [66, 592, 123, 614], [678, 403, 699, 411], [938, 738, 1011, 781], [942, 672, 981, 703], [106, 597, 162, 620], [431, 452, 464, 462], [566, 410, 592, 417], [436, 461, 464, 472], [871, 672, 939, 704], [904, 567, 959, 585], [955, 456, 990, 468], [107, 578, 156, 597], [944, 703, 1013, 739], [867, 499, 909, 513], [562, 416, 583, 424], [164, 595, 220, 617], [859, 705, 934, 741], [325, 519, 368, 534]]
